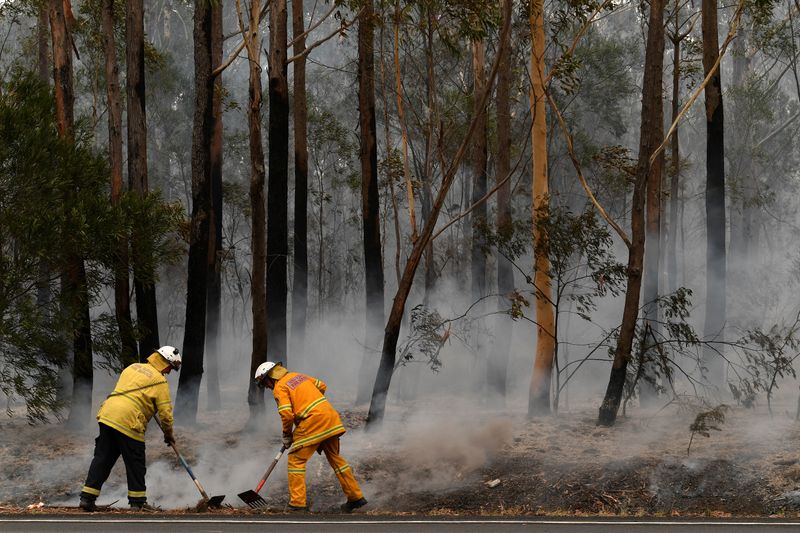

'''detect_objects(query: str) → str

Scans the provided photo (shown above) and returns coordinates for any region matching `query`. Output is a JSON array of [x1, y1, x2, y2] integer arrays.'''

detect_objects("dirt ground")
[[2, 401, 800, 517]]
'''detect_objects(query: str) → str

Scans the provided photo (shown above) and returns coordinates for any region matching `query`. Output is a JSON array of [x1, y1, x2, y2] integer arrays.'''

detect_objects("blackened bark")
[[205, 0, 223, 410], [356, 0, 385, 405], [598, 0, 664, 426], [176, 0, 214, 424], [245, 1, 267, 424], [267, 0, 289, 364], [488, 18, 513, 401], [51, 0, 93, 429], [103, 0, 137, 365], [667, 25, 681, 294], [701, 0, 727, 387], [290, 0, 309, 360], [126, 0, 159, 358]]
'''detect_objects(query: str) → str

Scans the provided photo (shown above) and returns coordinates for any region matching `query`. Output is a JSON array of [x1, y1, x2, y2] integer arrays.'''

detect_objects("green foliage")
[[687, 405, 729, 456], [398, 304, 449, 371], [0, 71, 179, 422], [534, 205, 627, 319]]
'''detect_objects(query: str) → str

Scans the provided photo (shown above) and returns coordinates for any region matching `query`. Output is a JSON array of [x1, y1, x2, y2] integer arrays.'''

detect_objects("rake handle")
[[254, 445, 287, 494], [154, 414, 210, 502], [170, 441, 211, 501]]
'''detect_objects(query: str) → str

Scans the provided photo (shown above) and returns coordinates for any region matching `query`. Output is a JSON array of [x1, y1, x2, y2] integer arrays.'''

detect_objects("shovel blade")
[[207, 495, 225, 508], [238, 490, 268, 509]]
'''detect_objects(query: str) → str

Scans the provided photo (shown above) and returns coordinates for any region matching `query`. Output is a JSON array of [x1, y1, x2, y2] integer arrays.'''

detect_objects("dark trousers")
[[81, 423, 147, 504]]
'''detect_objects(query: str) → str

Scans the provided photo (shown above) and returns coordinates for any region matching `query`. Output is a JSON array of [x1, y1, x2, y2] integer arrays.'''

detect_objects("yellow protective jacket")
[[272, 372, 345, 451], [96, 353, 174, 442]]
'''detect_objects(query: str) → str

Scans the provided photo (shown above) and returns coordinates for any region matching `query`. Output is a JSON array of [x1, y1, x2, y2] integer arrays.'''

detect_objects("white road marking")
[[0, 519, 799, 526]]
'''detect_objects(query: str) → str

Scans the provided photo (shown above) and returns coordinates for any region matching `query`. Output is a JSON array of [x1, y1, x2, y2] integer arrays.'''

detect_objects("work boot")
[[287, 504, 308, 513], [340, 497, 367, 513], [79, 496, 97, 513], [129, 501, 160, 512]]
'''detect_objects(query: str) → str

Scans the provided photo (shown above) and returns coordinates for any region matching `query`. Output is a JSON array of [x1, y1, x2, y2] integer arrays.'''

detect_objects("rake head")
[[238, 490, 268, 509], [195, 495, 226, 511]]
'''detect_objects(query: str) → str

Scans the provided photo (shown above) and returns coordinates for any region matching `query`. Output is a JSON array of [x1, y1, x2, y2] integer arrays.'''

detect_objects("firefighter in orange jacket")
[[255, 361, 367, 512], [79, 346, 181, 512]]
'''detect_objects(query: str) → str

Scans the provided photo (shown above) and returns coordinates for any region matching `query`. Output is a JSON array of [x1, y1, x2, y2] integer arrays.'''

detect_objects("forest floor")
[[2, 400, 800, 517]]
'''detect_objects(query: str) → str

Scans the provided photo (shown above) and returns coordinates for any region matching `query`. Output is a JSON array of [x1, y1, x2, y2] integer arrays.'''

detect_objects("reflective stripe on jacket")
[[96, 353, 174, 442], [273, 372, 345, 451]]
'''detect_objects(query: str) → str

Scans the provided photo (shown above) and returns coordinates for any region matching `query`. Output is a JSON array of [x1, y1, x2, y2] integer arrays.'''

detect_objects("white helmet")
[[156, 345, 182, 369], [254, 361, 280, 384]]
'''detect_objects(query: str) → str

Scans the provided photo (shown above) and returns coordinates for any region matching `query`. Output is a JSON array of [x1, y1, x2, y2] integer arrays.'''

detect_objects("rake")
[[170, 440, 226, 510], [155, 415, 225, 509], [238, 445, 287, 509]]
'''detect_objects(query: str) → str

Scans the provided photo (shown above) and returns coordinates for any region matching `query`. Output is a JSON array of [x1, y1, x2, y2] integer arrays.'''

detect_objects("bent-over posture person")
[[255, 361, 367, 512], [79, 346, 181, 511]]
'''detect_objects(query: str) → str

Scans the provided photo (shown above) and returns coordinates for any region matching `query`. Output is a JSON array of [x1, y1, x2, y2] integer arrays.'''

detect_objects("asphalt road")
[[2, 516, 800, 532]]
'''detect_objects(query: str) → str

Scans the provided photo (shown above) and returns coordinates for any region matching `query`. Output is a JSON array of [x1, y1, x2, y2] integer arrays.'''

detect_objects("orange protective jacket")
[[96, 353, 174, 442], [272, 372, 345, 451]]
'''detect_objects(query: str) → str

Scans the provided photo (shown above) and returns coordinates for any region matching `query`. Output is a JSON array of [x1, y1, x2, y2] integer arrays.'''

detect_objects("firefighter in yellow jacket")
[[255, 361, 367, 512], [79, 346, 181, 512]]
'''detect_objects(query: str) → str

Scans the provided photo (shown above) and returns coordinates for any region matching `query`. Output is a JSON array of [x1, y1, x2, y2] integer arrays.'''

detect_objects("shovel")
[[238, 445, 287, 509], [155, 416, 225, 509]]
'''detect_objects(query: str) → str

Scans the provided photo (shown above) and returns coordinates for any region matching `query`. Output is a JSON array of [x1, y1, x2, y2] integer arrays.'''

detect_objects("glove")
[[282, 433, 293, 449], [163, 427, 176, 446]]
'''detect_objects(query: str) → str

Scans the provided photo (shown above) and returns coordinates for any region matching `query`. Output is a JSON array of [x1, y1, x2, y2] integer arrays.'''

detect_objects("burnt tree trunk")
[[701, 0, 727, 388], [102, 0, 137, 366], [290, 0, 309, 360], [597, 0, 664, 426], [126, 0, 159, 359], [356, 1, 385, 406], [51, 0, 94, 429], [470, 39, 487, 303], [667, 13, 682, 295], [267, 0, 289, 364], [244, 0, 267, 426], [488, 15, 513, 402], [205, 0, 223, 410], [176, 0, 214, 424]]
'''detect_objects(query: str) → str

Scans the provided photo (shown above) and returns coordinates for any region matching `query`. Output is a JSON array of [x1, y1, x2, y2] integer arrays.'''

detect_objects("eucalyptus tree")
[[127, 0, 160, 359], [700, 0, 727, 389], [177, 0, 215, 424], [366, 0, 511, 428], [356, 0, 386, 404], [266, 0, 289, 365], [598, 0, 665, 426]]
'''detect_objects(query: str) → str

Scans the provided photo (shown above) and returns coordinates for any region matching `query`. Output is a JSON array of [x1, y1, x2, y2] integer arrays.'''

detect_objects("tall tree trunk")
[[701, 0, 727, 388], [266, 0, 289, 365], [290, 0, 309, 362], [394, 0, 417, 242], [597, 0, 664, 426], [205, 0, 223, 411], [470, 39, 487, 303], [488, 14, 513, 402], [528, 0, 556, 416], [421, 5, 437, 299], [176, 0, 214, 424], [356, 0, 385, 405], [38, 6, 50, 83], [641, 4, 667, 407], [127, 0, 160, 359], [103, 0, 137, 366], [51, 0, 93, 429], [242, 0, 267, 425], [667, 14, 682, 295], [366, 0, 511, 428]]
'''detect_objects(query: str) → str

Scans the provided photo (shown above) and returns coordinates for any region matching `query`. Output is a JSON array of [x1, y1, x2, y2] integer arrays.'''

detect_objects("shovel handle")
[[254, 445, 287, 494]]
